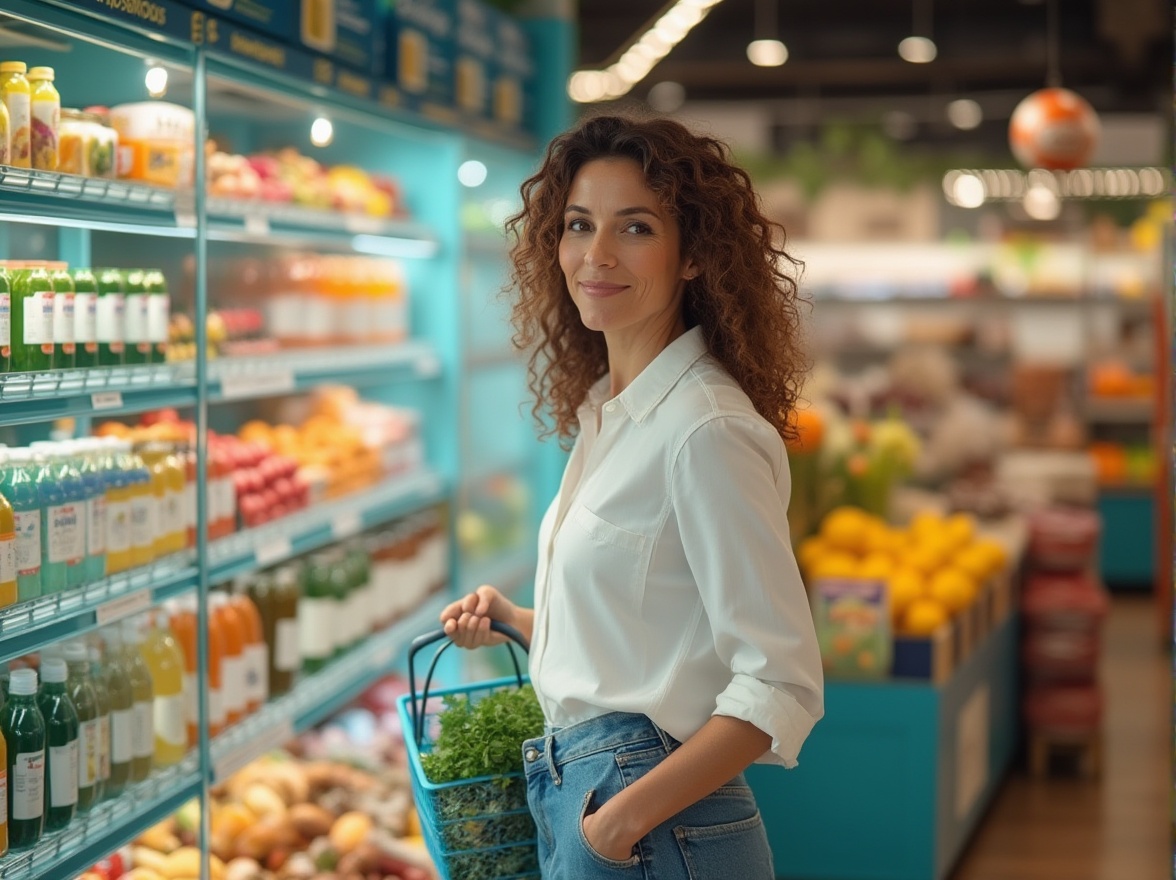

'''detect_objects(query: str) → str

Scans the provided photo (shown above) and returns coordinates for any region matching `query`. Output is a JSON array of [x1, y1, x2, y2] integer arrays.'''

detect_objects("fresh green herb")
[[421, 685, 545, 786]]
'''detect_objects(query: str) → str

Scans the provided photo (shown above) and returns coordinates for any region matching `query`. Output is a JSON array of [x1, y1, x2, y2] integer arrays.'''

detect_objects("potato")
[[287, 803, 333, 841], [328, 812, 372, 856], [235, 815, 302, 861], [138, 820, 182, 854], [132, 847, 172, 874], [243, 782, 288, 819], [163, 848, 226, 880], [263, 762, 310, 805]]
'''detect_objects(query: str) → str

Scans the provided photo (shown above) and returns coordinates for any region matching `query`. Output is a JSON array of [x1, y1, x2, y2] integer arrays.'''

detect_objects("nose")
[[583, 232, 616, 268]]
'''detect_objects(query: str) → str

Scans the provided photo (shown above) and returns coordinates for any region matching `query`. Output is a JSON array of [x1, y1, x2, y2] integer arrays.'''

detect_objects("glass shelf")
[[0, 555, 197, 664], [211, 592, 448, 782], [208, 468, 447, 585], [0, 365, 198, 428], [0, 757, 201, 880]]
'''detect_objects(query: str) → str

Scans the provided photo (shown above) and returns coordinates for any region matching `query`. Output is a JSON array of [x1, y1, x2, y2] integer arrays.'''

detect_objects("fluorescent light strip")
[[0, 212, 197, 238], [942, 167, 1170, 206], [568, 0, 726, 103]]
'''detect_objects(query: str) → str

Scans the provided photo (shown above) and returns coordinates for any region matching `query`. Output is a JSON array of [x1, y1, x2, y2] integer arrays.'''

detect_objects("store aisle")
[[951, 594, 1170, 880]]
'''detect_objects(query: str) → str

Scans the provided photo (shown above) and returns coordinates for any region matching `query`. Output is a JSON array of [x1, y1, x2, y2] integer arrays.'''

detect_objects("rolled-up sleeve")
[[672, 415, 824, 768]]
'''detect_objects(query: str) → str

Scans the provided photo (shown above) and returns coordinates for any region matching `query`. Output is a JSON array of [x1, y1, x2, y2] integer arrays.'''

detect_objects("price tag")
[[255, 536, 293, 568], [213, 716, 295, 782], [91, 391, 124, 410], [219, 371, 295, 401], [344, 214, 385, 235], [332, 511, 363, 540], [96, 589, 152, 625], [245, 213, 270, 236]]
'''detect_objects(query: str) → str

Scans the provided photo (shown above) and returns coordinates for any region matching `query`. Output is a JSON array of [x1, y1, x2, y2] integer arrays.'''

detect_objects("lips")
[[578, 281, 628, 298]]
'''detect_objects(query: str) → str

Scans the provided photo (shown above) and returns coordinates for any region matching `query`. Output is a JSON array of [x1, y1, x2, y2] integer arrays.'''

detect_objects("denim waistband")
[[523, 712, 678, 779]]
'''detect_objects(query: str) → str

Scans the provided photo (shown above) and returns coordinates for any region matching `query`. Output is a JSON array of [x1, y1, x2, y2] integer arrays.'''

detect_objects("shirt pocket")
[[571, 505, 647, 555]]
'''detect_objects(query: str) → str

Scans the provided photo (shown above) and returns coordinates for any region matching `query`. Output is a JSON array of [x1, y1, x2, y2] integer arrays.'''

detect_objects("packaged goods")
[[48, 263, 76, 369], [0, 487, 16, 609], [62, 643, 102, 813], [0, 265, 10, 372], [139, 612, 186, 768], [36, 658, 78, 833], [10, 265, 54, 372], [0, 451, 42, 602], [2, 668, 45, 849], [0, 98, 10, 166], [0, 62, 31, 169], [27, 67, 58, 172], [108, 102, 194, 188]]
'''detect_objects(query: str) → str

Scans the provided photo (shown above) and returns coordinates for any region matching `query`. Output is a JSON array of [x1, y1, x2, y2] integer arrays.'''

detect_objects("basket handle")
[[407, 621, 530, 748]]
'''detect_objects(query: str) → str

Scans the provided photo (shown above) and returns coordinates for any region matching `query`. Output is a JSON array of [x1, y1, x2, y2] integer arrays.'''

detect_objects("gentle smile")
[[579, 281, 628, 297]]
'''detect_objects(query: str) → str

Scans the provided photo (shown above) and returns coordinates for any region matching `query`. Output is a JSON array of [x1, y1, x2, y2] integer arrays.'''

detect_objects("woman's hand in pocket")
[[582, 801, 640, 862]]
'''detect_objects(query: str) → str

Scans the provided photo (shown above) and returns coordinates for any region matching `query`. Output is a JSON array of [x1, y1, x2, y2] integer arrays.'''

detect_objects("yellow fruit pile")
[[798, 506, 1008, 638]]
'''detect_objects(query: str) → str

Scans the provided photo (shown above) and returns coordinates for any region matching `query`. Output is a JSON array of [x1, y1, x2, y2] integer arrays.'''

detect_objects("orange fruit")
[[820, 506, 872, 554], [809, 552, 859, 581], [943, 512, 976, 548], [954, 544, 992, 583], [927, 567, 976, 614], [901, 598, 949, 636], [887, 568, 925, 620], [796, 535, 829, 576], [857, 553, 894, 581]]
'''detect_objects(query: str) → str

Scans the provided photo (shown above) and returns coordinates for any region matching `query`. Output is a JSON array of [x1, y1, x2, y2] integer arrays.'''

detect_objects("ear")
[[681, 257, 700, 281]]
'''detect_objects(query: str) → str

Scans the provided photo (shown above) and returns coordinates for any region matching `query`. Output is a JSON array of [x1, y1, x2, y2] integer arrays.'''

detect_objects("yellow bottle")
[[26, 67, 58, 172], [138, 611, 185, 767], [135, 444, 171, 561], [102, 439, 133, 576], [0, 99, 10, 167], [0, 489, 16, 609], [127, 444, 156, 569], [0, 62, 31, 169]]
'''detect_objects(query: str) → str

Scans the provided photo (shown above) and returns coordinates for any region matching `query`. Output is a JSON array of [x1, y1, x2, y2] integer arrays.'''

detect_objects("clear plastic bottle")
[[100, 438, 133, 576], [266, 565, 301, 697], [210, 593, 247, 727], [87, 645, 111, 805], [47, 263, 75, 370], [11, 265, 54, 373], [71, 440, 107, 584], [31, 441, 87, 590], [36, 657, 78, 832], [0, 450, 41, 602], [121, 269, 150, 366], [139, 611, 185, 767], [62, 642, 100, 812], [0, 264, 11, 373], [95, 268, 125, 367], [26, 67, 58, 172], [137, 443, 184, 557], [125, 442, 156, 569], [2, 667, 44, 849], [0, 94, 9, 168], [71, 268, 99, 369], [229, 582, 267, 713], [0, 482, 17, 610], [119, 619, 155, 783], [0, 62, 31, 169], [29, 446, 67, 595], [100, 627, 133, 797], [144, 270, 169, 365]]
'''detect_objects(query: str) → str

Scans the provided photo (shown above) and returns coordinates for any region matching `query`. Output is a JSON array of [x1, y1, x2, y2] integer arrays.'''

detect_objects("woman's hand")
[[582, 804, 640, 862], [439, 585, 530, 648]]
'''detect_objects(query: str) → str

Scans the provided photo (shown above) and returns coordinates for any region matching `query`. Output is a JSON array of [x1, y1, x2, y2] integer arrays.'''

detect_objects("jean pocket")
[[578, 789, 642, 870], [674, 811, 773, 880]]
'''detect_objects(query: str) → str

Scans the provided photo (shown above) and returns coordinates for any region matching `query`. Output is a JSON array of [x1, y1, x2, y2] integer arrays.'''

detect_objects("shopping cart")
[[397, 621, 541, 880]]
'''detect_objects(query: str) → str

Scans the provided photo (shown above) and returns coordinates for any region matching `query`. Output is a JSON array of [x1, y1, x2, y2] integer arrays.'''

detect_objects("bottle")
[[121, 269, 150, 366], [229, 583, 267, 713], [0, 450, 41, 602], [62, 643, 100, 812], [134, 443, 170, 561], [36, 657, 78, 832], [87, 646, 111, 805], [266, 565, 301, 697], [300, 554, 337, 674], [210, 593, 246, 727], [0, 62, 31, 169], [30, 447, 67, 595], [179, 442, 196, 550], [126, 443, 156, 569], [0, 667, 7, 855], [31, 442, 87, 590], [47, 264, 75, 370], [0, 483, 17, 610], [100, 627, 133, 797], [0, 264, 11, 373], [329, 550, 353, 657], [345, 541, 372, 643], [100, 439, 132, 576], [139, 443, 184, 556], [201, 596, 227, 737], [0, 92, 9, 168], [120, 619, 155, 782], [144, 270, 169, 365], [95, 268, 125, 367], [72, 440, 107, 584], [11, 266, 54, 373], [139, 611, 185, 767], [2, 668, 44, 849], [26, 67, 58, 172], [71, 268, 99, 369], [166, 599, 197, 747]]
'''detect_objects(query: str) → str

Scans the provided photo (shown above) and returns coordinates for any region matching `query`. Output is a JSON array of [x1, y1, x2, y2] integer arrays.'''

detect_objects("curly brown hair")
[[506, 112, 806, 445]]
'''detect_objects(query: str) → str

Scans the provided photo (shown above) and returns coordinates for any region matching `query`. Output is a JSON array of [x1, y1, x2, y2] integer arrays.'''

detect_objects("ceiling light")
[[951, 173, 986, 208], [747, 39, 787, 67], [898, 35, 937, 63], [1023, 185, 1060, 220], [310, 116, 334, 147], [145, 66, 168, 98], [458, 160, 487, 188], [947, 98, 983, 130]]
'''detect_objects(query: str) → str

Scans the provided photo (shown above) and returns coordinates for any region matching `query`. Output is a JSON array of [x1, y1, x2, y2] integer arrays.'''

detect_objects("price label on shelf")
[[343, 214, 385, 235], [244, 214, 270, 236], [331, 511, 363, 540], [255, 537, 293, 568], [213, 716, 295, 782], [96, 589, 152, 625], [91, 391, 124, 410], [219, 371, 295, 401]]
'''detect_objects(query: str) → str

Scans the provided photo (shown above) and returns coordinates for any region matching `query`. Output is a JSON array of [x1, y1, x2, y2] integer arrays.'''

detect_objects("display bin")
[[750, 613, 1019, 880]]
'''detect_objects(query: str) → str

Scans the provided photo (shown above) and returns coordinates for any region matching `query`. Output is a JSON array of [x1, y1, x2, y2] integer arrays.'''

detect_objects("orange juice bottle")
[[229, 583, 267, 714], [210, 594, 246, 727], [165, 600, 196, 748], [0, 489, 17, 609]]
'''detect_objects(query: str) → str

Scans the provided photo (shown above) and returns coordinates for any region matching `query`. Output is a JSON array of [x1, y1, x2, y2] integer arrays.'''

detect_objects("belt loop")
[[545, 733, 562, 786], [653, 721, 675, 754]]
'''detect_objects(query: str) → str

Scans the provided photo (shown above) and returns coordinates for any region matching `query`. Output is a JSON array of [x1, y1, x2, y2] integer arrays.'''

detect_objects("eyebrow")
[[564, 205, 660, 219]]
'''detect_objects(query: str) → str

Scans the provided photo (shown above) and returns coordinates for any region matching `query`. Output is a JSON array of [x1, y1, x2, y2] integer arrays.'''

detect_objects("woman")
[[440, 113, 823, 878]]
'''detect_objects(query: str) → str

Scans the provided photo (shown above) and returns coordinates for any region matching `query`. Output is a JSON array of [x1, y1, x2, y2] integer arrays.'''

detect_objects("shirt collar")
[[583, 326, 709, 425]]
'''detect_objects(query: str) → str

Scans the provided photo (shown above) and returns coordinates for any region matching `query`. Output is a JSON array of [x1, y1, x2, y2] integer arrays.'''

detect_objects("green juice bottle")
[[29, 447, 68, 595], [62, 643, 100, 812], [3, 668, 45, 849], [71, 268, 98, 369], [88, 646, 111, 805], [11, 266, 54, 373], [120, 620, 154, 783], [1, 451, 43, 603], [144, 270, 169, 365], [95, 268, 125, 367], [36, 658, 78, 832], [100, 627, 133, 797], [48, 265, 76, 371], [0, 264, 12, 373], [121, 270, 150, 366]]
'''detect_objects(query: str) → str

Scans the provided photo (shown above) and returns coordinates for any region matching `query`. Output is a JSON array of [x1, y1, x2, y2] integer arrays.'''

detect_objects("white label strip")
[[96, 589, 152, 625], [331, 511, 363, 540], [219, 371, 295, 401], [245, 214, 270, 236], [213, 716, 294, 782], [255, 536, 293, 568], [91, 391, 124, 410]]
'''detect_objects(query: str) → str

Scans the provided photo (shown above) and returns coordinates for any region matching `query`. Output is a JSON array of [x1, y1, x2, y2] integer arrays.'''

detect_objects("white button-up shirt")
[[529, 326, 824, 767]]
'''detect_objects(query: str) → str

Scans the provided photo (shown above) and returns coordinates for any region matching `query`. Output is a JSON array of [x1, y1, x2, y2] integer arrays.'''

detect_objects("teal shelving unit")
[[0, 0, 572, 875]]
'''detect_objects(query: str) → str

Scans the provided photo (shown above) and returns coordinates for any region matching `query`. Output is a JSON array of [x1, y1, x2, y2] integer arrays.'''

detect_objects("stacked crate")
[[1019, 506, 1109, 777]]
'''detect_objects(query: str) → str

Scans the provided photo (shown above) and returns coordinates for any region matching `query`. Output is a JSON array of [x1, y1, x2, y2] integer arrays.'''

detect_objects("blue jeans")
[[522, 712, 774, 879]]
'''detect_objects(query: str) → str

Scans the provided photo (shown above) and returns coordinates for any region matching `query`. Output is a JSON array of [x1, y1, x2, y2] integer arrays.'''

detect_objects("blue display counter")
[[749, 615, 1019, 880]]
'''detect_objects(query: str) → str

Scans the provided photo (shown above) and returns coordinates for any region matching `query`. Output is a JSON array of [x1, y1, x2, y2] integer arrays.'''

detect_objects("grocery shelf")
[[207, 341, 443, 402], [810, 294, 1150, 311], [0, 757, 200, 880], [1098, 483, 1155, 497], [0, 555, 197, 665], [208, 468, 447, 584], [0, 364, 198, 428], [1084, 398, 1155, 424], [210, 592, 448, 782], [459, 547, 537, 596]]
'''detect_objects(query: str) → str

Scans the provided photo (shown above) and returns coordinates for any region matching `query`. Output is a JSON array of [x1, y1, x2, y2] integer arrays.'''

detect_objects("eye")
[[623, 221, 652, 234], [566, 217, 590, 232]]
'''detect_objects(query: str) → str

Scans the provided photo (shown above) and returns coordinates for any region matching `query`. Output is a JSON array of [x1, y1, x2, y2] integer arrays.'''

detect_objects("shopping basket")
[[397, 621, 541, 880]]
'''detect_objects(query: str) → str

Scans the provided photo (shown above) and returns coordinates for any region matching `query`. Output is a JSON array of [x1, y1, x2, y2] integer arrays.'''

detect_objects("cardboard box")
[[381, 0, 456, 114], [892, 620, 954, 684], [181, 0, 298, 43], [298, 0, 381, 73], [812, 578, 892, 680]]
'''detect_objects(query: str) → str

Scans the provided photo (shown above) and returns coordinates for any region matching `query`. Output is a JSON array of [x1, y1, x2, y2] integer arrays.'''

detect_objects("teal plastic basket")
[[397, 624, 540, 880]]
